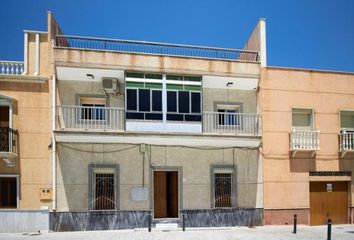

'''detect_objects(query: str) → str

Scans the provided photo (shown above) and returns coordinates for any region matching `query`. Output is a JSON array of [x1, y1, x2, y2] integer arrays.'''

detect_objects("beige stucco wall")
[[261, 67, 354, 211], [0, 32, 53, 209], [56, 142, 262, 211], [0, 81, 52, 209]]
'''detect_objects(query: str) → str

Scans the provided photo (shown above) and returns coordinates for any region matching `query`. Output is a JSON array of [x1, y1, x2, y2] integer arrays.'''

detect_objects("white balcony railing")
[[57, 106, 260, 135], [340, 131, 354, 152], [57, 106, 125, 131], [203, 112, 259, 135], [0, 61, 24, 75], [290, 129, 320, 151]]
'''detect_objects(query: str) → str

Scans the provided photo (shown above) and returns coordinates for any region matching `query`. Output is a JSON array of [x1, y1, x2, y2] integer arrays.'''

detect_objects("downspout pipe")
[[51, 74, 57, 211]]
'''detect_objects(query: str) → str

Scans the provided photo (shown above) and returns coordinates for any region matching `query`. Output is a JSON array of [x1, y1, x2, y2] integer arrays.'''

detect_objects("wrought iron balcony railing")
[[0, 127, 19, 154]]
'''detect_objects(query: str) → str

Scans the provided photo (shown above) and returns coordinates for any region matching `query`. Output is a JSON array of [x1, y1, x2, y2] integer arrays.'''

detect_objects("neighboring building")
[[0, 16, 55, 232], [51, 15, 265, 231], [261, 67, 354, 225]]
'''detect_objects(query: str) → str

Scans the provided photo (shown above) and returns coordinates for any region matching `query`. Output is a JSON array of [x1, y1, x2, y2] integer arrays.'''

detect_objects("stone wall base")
[[264, 209, 309, 225]]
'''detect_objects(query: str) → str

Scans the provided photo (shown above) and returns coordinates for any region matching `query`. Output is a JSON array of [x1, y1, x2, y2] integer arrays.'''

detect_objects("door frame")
[[0, 174, 20, 209], [150, 166, 182, 219]]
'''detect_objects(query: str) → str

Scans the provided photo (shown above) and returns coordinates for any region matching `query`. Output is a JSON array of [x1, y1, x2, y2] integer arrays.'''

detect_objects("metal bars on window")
[[93, 173, 115, 210], [88, 165, 119, 211], [214, 173, 232, 208]]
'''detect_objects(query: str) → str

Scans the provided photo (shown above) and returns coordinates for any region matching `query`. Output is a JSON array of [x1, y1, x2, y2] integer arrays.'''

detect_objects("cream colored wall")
[[54, 48, 260, 77], [26, 33, 50, 77], [56, 143, 262, 211], [261, 67, 354, 210], [0, 32, 53, 209], [203, 88, 257, 112], [58, 80, 124, 107]]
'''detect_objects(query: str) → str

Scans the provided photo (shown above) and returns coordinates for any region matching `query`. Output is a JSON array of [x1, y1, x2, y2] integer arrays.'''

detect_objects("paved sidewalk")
[[1, 225, 354, 240]]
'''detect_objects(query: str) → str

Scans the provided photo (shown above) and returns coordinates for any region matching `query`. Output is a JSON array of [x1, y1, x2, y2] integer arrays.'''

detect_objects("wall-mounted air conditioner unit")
[[102, 78, 120, 95]]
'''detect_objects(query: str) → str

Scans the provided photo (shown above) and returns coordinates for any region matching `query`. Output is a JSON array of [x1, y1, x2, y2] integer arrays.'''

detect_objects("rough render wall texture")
[[0, 33, 53, 209], [54, 49, 260, 77], [261, 67, 354, 224], [58, 80, 124, 108], [56, 143, 262, 212]]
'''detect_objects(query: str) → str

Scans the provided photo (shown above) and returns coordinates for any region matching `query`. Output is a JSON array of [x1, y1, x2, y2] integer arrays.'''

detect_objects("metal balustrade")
[[56, 35, 259, 62], [290, 129, 320, 150], [58, 106, 125, 131], [0, 127, 19, 154], [0, 61, 24, 75], [340, 131, 354, 151], [203, 112, 259, 135]]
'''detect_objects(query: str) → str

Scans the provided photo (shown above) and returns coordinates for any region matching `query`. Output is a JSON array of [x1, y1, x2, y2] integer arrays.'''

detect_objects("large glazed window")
[[89, 164, 119, 210], [126, 72, 202, 122], [0, 177, 17, 208]]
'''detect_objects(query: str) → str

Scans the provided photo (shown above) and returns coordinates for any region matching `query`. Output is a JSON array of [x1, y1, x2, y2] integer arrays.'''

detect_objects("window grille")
[[89, 165, 118, 210], [213, 168, 233, 208]]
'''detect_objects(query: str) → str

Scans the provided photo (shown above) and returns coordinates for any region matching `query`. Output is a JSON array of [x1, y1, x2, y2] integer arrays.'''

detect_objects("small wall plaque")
[[326, 183, 332, 192], [131, 187, 148, 201]]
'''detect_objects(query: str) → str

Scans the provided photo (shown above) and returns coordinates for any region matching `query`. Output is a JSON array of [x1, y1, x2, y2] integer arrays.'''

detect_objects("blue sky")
[[1, 0, 353, 72]]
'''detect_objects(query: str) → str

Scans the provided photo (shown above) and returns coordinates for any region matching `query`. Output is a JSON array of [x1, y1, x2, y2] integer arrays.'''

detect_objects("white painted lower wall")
[[126, 121, 202, 133], [0, 210, 49, 233]]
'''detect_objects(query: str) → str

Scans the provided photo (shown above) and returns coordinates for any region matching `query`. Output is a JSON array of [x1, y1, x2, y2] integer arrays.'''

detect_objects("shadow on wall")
[[57, 143, 92, 211], [234, 148, 260, 208], [289, 152, 316, 173], [0, 81, 49, 93]]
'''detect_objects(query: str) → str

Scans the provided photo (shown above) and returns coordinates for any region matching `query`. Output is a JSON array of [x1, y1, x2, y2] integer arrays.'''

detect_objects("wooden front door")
[[154, 171, 178, 218], [310, 181, 348, 225]]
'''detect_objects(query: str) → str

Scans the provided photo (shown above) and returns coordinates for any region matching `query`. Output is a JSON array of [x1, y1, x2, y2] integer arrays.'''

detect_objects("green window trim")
[[145, 83, 163, 89], [167, 84, 184, 90], [184, 85, 201, 91], [126, 82, 144, 88]]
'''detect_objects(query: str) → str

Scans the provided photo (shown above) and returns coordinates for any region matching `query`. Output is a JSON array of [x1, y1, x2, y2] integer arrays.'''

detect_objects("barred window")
[[213, 168, 234, 208], [89, 165, 119, 210]]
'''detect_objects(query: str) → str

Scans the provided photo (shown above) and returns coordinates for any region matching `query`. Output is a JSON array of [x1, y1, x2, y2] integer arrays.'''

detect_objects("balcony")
[[57, 106, 259, 136], [203, 112, 259, 135], [0, 61, 24, 75], [0, 127, 19, 167], [55, 35, 259, 62], [58, 106, 125, 131], [290, 129, 320, 158], [339, 131, 354, 158]]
